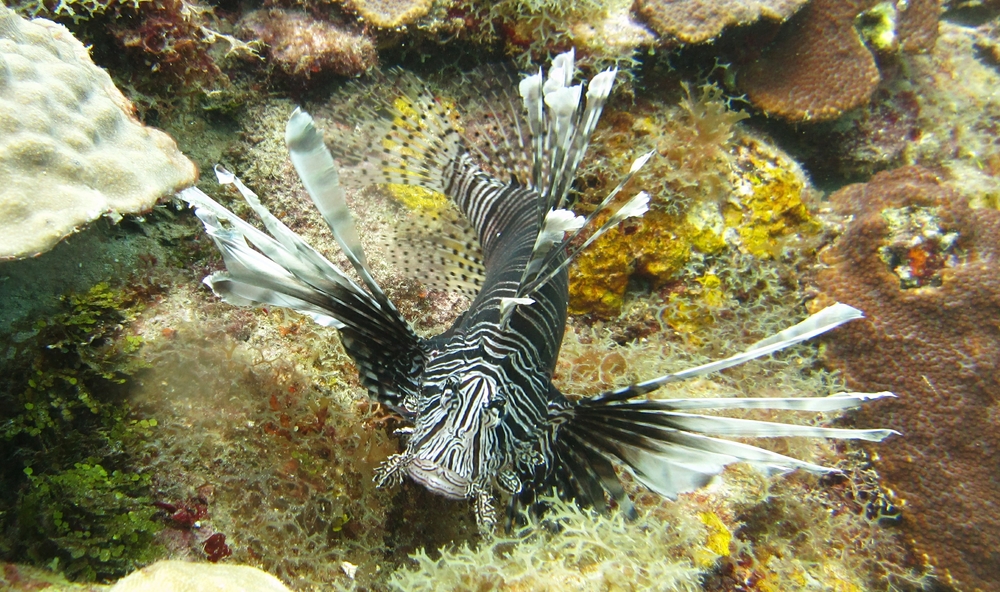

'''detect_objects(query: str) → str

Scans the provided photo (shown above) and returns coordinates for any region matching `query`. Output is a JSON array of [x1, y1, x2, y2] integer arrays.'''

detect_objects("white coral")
[[0, 5, 197, 260]]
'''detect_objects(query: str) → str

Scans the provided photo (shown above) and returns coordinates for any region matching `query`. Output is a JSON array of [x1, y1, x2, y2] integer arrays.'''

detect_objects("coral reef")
[[237, 9, 376, 80], [567, 83, 818, 321], [739, 0, 941, 122], [635, 0, 808, 45], [739, 0, 882, 122], [813, 166, 1000, 592], [458, 0, 653, 75], [773, 20, 1000, 183], [901, 22, 1000, 206], [0, 4, 196, 260]]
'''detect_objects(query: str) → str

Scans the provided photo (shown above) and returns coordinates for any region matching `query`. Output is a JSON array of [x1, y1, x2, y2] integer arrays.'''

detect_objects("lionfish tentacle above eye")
[[180, 49, 898, 533]]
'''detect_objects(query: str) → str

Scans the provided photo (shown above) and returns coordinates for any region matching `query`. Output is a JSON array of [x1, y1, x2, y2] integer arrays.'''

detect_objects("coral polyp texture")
[[739, 0, 941, 122], [0, 4, 196, 260], [739, 0, 882, 122], [814, 166, 1000, 592], [238, 8, 376, 79], [634, 0, 808, 45]]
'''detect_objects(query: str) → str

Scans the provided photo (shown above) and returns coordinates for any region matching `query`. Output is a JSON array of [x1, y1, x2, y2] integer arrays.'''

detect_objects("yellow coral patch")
[[569, 226, 632, 317], [733, 148, 819, 259], [697, 511, 732, 565]]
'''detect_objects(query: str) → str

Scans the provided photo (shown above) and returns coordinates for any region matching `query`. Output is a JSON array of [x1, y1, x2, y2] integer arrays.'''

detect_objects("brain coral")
[[0, 4, 196, 261], [813, 166, 1000, 591], [634, 0, 808, 45], [739, 0, 940, 122]]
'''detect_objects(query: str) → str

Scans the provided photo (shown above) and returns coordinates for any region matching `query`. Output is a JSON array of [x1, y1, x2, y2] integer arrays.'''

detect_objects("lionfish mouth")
[[406, 459, 471, 500]]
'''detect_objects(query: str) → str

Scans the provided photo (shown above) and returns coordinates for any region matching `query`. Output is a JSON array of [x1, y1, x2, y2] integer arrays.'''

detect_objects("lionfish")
[[179, 51, 896, 531]]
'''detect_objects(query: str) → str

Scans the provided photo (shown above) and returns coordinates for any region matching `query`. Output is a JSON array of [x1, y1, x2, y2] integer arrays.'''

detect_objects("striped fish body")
[[179, 51, 898, 532], [384, 157, 571, 524]]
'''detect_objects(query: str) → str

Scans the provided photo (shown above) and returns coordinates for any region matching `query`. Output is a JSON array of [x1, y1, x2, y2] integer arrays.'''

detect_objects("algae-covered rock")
[[110, 560, 291, 592]]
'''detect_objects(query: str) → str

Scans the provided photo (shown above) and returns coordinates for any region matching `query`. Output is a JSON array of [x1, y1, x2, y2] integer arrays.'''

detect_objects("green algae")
[[0, 281, 163, 582]]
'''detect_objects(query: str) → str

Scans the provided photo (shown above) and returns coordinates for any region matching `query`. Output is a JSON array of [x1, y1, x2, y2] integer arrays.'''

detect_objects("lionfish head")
[[401, 371, 506, 499]]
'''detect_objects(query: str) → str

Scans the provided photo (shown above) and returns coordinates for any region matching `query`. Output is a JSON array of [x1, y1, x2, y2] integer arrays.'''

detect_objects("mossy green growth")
[[4, 282, 147, 441], [17, 462, 162, 581], [0, 281, 161, 581]]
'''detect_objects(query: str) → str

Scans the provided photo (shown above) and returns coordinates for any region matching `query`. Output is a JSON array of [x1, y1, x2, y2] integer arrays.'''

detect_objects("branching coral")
[[813, 166, 1000, 592]]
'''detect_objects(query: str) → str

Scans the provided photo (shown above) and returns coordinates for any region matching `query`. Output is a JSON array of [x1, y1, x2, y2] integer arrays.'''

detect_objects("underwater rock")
[[238, 8, 376, 80], [109, 560, 291, 591], [0, 4, 196, 261], [634, 0, 808, 45], [814, 165, 1000, 592]]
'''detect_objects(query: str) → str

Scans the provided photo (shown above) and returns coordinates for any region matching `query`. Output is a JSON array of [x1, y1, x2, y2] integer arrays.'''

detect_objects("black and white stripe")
[[181, 51, 898, 533]]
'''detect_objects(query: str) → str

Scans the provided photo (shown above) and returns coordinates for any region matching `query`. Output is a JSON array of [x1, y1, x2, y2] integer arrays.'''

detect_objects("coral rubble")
[[814, 166, 1000, 592], [0, 4, 196, 260]]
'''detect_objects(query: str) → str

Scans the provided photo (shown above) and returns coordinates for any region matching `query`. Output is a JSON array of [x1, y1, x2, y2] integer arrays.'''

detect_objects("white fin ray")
[[590, 304, 866, 403], [189, 207, 347, 328], [579, 422, 836, 500], [521, 191, 650, 298], [179, 184, 365, 299], [519, 70, 545, 189], [518, 49, 621, 216], [636, 391, 897, 412], [618, 411, 898, 441], [525, 208, 585, 277], [286, 108, 389, 302]]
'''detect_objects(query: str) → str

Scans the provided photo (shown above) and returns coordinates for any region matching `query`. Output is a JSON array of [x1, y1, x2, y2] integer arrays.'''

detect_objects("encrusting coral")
[[109, 560, 292, 591], [813, 166, 1000, 592], [0, 4, 196, 260], [339, 0, 433, 29], [237, 8, 377, 80], [634, 0, 808, 45], [739, 0, 941, 122]]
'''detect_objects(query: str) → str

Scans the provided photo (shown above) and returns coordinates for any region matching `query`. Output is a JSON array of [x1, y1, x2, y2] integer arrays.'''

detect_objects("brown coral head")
[[815, 165, 1000, 592], [739, 0, 882, 122]]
